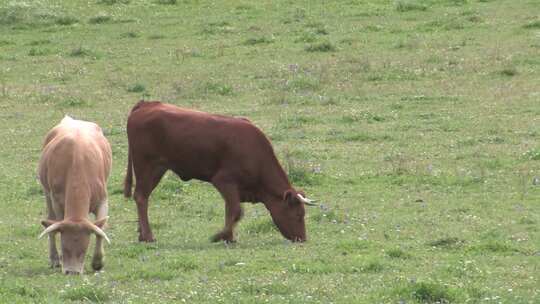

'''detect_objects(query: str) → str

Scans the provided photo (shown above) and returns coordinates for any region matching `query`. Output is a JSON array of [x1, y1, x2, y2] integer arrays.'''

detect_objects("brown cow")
[[38, 116, 112, 275], [124, 101, 315, 243]]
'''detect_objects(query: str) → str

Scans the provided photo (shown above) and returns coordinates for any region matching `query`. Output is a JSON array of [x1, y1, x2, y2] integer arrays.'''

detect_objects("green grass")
[[68, 46, 96, 58], [386, 248, 411, 259], [305, 41, 336, 52], [98, 0, 131, 4], [0, 0, 539, 303], [244, 36, 274, 45], [156, 0, 177, 5], [523, 20, 540, 29], [127, 83, 146, 93], [396, 281, 458, 303], [88, 14, 112, 24], [396, 1, 428, 12], [61, 283, 110, 302]]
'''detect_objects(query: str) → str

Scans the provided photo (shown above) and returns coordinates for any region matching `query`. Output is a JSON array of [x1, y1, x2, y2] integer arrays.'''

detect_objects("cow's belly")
[[169, 165, 214, 183], [162, 149, 219, 182]]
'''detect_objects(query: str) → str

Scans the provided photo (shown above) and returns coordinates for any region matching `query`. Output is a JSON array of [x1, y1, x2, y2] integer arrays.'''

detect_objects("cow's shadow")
[[22, 265, 61, 277], [163, 238, 292, 251]]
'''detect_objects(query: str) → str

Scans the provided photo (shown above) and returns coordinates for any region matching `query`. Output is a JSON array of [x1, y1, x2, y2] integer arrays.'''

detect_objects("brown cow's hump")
[[131, 100, 162, 113]]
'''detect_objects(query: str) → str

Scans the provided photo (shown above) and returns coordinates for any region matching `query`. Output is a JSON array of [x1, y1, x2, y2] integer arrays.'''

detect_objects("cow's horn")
[[89, 223, 111, 244], [38, 222, 62, 239], [297, 193, 318, 206]]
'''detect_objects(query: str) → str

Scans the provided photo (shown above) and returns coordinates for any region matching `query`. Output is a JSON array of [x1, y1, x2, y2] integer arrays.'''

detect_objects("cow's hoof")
[[64, 270, 82, 275], [50, 259, 61, 268], [92, 259, 104, 271], [139, 235, 155, 242], [211, 232, 235, 243]]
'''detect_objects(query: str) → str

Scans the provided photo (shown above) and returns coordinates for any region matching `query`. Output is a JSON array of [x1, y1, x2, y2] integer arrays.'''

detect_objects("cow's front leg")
[[45, 193, 60, 268], [211, 180, 243, 243], [92, 202, 108, 271], [92, 236, 104, 271], [48, 233, 60, 268]]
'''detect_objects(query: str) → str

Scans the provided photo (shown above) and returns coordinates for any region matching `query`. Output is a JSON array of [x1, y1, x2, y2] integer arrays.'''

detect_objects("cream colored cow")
[[38, 116, 112, 275]]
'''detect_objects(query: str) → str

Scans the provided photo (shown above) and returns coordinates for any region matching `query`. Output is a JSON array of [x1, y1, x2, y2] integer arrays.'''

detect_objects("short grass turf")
[[0, 0, 539, 303]]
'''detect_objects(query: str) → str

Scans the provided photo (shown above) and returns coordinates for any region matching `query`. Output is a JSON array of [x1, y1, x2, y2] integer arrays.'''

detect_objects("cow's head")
[[265, 189, 316, 242], [39, 218, 110, 275]]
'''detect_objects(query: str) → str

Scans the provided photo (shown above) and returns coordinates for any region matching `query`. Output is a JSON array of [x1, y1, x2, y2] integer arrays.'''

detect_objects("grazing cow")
[[124, 101, 316, 243], [38, 116, 112, 275]]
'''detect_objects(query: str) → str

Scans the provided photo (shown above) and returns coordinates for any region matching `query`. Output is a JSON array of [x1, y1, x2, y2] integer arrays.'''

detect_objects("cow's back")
[[39, 118, 112, 205], [127, 102, 277, 184]]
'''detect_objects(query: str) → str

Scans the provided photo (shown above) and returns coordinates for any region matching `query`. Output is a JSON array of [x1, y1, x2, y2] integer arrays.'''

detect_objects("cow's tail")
[[123, 144, 133, 198], [123, 101, 143, 199]]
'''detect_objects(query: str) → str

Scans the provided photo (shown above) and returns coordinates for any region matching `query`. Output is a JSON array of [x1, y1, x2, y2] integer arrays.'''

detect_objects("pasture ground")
[[0, 0, 539, 303]]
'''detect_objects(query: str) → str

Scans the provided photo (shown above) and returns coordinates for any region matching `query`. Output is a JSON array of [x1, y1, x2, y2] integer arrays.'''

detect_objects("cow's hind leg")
[[45, 193, 61, 268], [91, 202, 108, 271], [211, 177, 243, 243], [133, 163, 167, 242]]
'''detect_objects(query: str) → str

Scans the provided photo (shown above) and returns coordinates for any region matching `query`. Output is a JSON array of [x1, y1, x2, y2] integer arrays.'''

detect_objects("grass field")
[[1, 0, 539, 303]]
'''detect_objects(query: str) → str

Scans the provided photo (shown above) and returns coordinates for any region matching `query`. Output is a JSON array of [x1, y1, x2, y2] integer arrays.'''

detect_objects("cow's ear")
[[283, 189, 299, 205], [94, 217, 108, 229], [41, 219, 57, 228]]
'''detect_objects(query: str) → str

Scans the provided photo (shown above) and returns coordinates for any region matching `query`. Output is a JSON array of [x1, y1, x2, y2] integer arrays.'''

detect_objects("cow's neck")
[[64, 205, 90, 221], [260, 161, 292, 203], [63, 189, 91, 221]]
